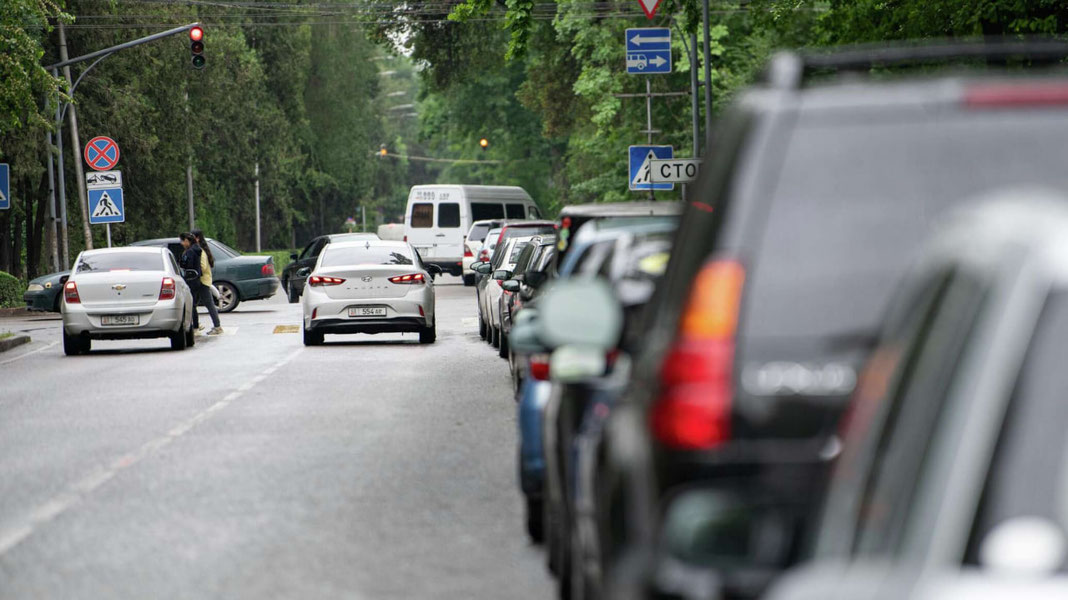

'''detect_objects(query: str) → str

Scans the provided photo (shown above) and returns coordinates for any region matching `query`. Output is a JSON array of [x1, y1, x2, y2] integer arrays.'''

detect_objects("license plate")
[[348, 307, 386, 318], [101, 314, 139, 326]]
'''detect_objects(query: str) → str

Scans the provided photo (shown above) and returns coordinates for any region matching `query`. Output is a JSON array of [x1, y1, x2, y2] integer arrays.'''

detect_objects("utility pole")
[[690, 33, 701, 157], [186, 164, 194, 229], [52, 89, 70, 269], [57, 22, 93, 251], [45, 126, 60, 271], [361, 205, 367, 233], [254, 161, 261, 252], [701, 0, 713, 153]]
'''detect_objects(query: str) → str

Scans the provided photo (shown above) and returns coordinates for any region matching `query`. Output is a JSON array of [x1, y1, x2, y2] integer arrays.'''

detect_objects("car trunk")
[[317, 265, 423, 300], [75, 272, 164, 311]]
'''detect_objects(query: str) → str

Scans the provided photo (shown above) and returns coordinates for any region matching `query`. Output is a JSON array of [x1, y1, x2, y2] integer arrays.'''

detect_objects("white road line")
[[0, 347, 304, 558], [0, 341, 58, 366]]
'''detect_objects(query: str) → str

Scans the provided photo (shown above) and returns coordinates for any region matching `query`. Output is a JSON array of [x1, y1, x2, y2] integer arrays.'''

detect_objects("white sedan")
[[61, 247, 196, 355], [301, 240, 439, 346]]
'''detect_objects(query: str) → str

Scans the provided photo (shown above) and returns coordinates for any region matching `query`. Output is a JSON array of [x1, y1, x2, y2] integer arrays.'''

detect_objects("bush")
[[0, 271, 22, 308]]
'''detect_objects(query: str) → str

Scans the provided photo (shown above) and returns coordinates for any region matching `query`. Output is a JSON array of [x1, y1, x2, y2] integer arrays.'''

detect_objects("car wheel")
[[526, 497, 545, 544], [62, 331, 83, 356], [303, 322, 323, 346], [185, 322, 195, 347], [479, 314, 487, 340], [170, 326, 188, 351], [215, 281, 240, 313], [463, 274, 475, 287], [491, 326, 500, 348], [286, 280, 300, 304], [498, 331, 508, 359], [419, 321, 436, 344]]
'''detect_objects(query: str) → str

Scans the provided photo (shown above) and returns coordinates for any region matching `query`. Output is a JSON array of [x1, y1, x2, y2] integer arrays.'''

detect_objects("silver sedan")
[[301, 240, 438, 345], [61, 246, 196, 355]]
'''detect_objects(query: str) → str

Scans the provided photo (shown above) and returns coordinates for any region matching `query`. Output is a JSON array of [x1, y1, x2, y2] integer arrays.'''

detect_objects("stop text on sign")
[[650, 158, 700, 183]]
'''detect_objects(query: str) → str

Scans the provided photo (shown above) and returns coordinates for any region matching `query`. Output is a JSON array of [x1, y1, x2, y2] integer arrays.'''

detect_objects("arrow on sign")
[[629, 33, 670, 46], [650, 55, 668, 68], [636, 0, 663, 19]]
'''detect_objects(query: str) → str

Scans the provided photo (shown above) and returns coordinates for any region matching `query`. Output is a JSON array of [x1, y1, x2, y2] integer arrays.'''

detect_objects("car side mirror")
[[509, 310, 547, 355], [297, 267, 311, 277], [536, 278, 622, 351], [427, 264, 443, 276], [524, 271, 548, 289], [493, 269, 513, 281], [502, 279, 521, 292], [182, 269, 200, 281], [474, 262, 493, 275], [289, 252, 298, 260]]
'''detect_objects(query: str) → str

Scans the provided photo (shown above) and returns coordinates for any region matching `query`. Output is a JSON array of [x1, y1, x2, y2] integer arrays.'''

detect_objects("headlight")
[[44, 281, 53, 288], [27, 284, 45, 292]]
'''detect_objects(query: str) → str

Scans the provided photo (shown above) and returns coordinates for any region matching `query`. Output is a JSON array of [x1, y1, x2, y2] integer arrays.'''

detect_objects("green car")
[[25, 237, 278, 313]]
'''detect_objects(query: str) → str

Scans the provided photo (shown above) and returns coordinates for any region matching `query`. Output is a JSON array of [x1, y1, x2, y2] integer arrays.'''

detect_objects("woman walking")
[[179, 232, 221, 336], [192, 229, 223, 335]]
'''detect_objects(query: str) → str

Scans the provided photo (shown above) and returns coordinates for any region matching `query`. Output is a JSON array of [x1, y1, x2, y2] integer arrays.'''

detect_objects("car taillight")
[[64, 281, 80, 304], [261, 263, 275, 276], [308, 275, 345, 286], [389, 273, 425, 284], [529, 354, 550, 381], [478, 250, 490, 261], [964, 82, 1068, 108], [650, 259, 744, 451], [159, 277, 176, 300], [464, 244, 474, 258], [403, 235, 407, 242]]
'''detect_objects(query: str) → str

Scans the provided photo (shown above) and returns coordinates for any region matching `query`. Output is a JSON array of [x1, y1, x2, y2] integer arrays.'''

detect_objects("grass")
[[0, 332, 13, 341]]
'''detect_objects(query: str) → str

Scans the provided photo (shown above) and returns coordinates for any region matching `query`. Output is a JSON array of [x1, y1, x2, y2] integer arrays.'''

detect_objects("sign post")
[[0, 163, 9, 211]]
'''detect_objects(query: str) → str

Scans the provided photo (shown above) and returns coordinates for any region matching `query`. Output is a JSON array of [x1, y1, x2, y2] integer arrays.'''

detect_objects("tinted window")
[[76, 252, 164, 273], [747, 111, 1068, 341], [506, 204, 526, 219], [965, 292, 1068, 569], [411, 203, 434, 228], [299, 239, 319, 260], [439, 203, 461, 228], [208, 240, 239, 259], [320, 246, 413, 267], [472, 202, 505, 220]]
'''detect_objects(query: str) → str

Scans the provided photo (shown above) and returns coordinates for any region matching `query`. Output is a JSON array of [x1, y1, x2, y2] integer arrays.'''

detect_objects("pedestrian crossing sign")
[[88, 187, 125, 224], [628, 145, 674, 191]]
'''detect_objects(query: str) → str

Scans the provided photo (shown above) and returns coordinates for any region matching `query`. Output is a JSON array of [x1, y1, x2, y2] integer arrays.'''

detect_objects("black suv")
[[596, 41, 1068, 598], [280, 233, 378, 303]]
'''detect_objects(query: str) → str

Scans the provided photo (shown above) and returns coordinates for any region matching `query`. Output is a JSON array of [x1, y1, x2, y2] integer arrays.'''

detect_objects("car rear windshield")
[[468, 223, 493, 242], [321, 247, 413, 267], [410, 203, 433, 228], [745, 109, 1068, 340], [76, 252, 163, 273]]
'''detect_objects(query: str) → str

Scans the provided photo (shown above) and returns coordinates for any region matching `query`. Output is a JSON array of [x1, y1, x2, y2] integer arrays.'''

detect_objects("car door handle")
[[435, 234, 446, 237]]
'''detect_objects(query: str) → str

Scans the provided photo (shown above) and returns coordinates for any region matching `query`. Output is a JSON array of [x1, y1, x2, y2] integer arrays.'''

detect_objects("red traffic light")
[[189, 26, 204, 42]]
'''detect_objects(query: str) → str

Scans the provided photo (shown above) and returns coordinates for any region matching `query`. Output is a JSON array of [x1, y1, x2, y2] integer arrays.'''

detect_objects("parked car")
[[504, 240, 556, 387], [132, 237, 278, 313], [463, 219, 505, 286], [474, 235, 535, 350], [24, 271, 66, 312], [61, 247, 195, 355], [498, 236, 555, 360], [599, 42, 1068, 600], [404, 185, 540, 276], [767, 195, 1068, 600], [281, 232, 380, 303], [300, 240, 439, 346]]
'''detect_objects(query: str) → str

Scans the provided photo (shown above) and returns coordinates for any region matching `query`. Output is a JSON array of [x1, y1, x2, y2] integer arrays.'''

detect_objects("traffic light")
[[379, 144, 388, 157], [479, 138, 489, 150], [189, 26, 205, 69]]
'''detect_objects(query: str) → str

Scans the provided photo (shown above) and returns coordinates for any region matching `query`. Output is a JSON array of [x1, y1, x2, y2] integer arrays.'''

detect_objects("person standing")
[[179, 233, 221, 336], [192, 229, 222, 335]]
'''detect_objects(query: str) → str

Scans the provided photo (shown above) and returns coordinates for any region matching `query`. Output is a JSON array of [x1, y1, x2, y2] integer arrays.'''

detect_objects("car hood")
[[30, 271, 69, 285]]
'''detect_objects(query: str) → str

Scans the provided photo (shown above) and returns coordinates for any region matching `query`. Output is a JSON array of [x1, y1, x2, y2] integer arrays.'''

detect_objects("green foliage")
[[262, 249, 296, 274], [0, 271, 23, 307], [0, 0, 68, 133]]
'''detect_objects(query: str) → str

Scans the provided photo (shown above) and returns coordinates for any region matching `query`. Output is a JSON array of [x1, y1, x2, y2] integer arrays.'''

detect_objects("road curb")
[[0, 307, 35, 319], [0, 334, 31, 353]]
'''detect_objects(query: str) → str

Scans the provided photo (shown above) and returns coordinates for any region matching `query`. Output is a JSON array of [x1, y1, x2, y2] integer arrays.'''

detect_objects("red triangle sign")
[[637, 0, 663, 19]]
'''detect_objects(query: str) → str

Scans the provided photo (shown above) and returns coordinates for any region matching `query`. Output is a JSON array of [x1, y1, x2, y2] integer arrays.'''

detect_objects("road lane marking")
[[0, 347, 304, 557], [273, 325, 299, 334], [0, 341, 57, 366]]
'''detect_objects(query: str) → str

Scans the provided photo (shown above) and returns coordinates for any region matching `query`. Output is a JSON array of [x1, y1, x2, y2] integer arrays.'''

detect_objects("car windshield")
[[76, 252, 163, 273], [320, 246, 414, 267], [746, 110, 1068, 340]]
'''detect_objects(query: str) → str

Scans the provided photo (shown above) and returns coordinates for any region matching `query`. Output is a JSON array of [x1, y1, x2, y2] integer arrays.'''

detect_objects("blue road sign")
[[629, 145, 674, 191], [625, 28, 671, 74], [88, 187, 125, 224], [0, 163, 8, 210]]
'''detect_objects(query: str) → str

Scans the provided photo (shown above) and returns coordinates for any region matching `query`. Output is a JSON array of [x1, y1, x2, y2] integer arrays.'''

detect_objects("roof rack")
[[763, 38, 1068, 90]]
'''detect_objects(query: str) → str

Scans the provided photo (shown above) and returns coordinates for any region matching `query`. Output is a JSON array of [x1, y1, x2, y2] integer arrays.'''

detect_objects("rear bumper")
[[308, 316, 427, 335], [236, 276, 280, 301], [304, 292, 434, 334], [63, 303, 183, 338]]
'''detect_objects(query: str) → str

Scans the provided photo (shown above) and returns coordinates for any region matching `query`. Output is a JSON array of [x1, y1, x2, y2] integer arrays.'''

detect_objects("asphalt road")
[[0, 277, 551, 599]]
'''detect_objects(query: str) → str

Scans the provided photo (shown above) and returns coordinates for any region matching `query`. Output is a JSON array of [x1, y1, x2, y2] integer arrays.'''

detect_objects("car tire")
[[215, 281, 240, 313], [498, 331, 508, 359], [303, 323, 323, 346], [63, 331, 83, 356], [463, 274, 475, 287], [492, 326, 500, 348], [185, 322, 195, 347], [479, 314, 487, 340], [526, 497, 545, 544], [286, 280, 300, 304], [170, 326, 188, 351], [419, 321, 437, 344]]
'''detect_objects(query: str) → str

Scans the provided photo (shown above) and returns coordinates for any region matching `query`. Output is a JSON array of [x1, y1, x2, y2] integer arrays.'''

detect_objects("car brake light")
[[964, 83, 1068, 108], [159, 277, 176, 300], [389, 273, 425, 284], [651, 259, 744, 450], [403, 235, 407, 242], [308, 275, 345, 286], [529, 354, 550, 381], [464, 244, 474, 258], [261, 263, 275, 276], [64, 281, 80, 304]]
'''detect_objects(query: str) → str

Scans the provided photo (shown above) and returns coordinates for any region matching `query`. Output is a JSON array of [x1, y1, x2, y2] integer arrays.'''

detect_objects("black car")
[[281, 232, 380, 303], [597, 41, 1068, 598]]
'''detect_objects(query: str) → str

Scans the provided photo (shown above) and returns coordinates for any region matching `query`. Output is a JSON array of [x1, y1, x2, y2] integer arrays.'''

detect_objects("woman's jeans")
[[192, 283, 221, 329]]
